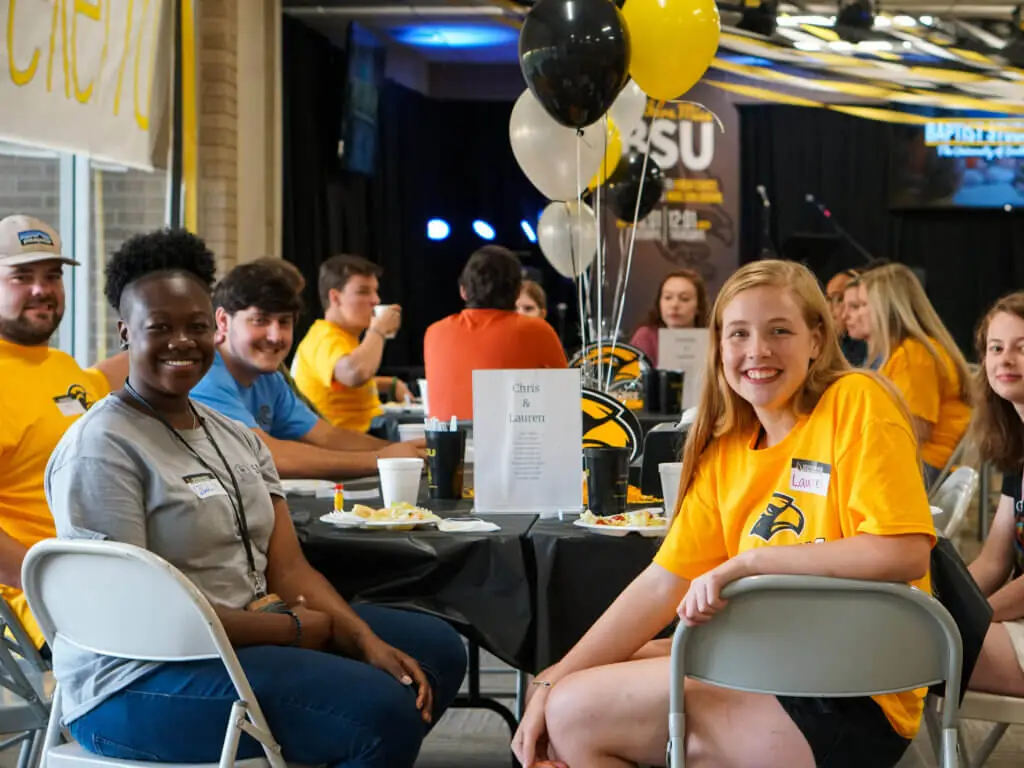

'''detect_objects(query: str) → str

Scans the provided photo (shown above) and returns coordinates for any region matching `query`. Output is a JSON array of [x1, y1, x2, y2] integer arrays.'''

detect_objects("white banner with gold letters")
[[1, 0, 172, 169]]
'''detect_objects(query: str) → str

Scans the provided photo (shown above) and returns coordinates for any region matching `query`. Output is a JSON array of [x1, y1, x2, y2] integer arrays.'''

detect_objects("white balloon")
[[537, 201, 598, 279], [608, 80, 648, 136], [510, 90, 605, 202]]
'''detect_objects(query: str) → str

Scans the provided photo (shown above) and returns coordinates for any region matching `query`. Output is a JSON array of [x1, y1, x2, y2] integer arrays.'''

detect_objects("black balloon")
[[519, 0, 631, 129], [606, 152, 664, 223]]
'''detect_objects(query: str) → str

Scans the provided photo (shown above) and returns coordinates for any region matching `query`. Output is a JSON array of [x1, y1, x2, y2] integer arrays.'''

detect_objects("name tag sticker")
[[184, 473, 228, 500], [53, 396, 86, 417], [790, 459, 831, 498]]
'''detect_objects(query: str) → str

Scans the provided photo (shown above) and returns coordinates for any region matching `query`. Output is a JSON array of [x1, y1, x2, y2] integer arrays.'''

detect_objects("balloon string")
[[574, 131, 588, 381], [667, 99, 726, 133], [607, 100, 661, 391], [595, 115, 607, 391]]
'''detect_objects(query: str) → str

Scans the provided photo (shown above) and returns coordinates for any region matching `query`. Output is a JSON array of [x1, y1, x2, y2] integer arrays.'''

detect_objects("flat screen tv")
[[890, 119, 1024, 209], [338, 22, 386, 177]]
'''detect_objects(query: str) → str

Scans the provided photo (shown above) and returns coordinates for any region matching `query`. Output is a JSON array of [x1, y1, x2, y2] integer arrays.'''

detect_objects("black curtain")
[[282, 19, 565, 369], [739, 105, 1024, 357]]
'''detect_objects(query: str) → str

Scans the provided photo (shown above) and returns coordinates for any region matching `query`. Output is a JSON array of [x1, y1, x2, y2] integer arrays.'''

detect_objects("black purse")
[[928, 536, 993, 703]]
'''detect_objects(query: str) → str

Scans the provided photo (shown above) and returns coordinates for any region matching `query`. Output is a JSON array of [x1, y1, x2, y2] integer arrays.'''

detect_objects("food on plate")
[[348, 502, 440, 523], [579, 509, 667, 528]]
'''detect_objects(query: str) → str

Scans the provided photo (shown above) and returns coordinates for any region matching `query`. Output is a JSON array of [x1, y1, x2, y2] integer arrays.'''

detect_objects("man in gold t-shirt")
[[292, 255, 412, 435], [0, 215, 116, 647]]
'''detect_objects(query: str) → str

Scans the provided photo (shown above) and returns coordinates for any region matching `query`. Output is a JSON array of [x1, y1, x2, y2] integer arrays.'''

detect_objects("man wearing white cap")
[[0, 214, 116, 648]]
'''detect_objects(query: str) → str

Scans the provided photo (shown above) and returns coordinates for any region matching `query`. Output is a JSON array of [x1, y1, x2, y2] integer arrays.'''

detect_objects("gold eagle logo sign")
[[581, 388, 643, 462], [569, 343, 650, 384]]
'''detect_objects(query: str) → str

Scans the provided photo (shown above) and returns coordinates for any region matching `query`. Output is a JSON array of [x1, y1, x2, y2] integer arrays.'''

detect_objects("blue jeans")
[[68, 606, 467, 768]]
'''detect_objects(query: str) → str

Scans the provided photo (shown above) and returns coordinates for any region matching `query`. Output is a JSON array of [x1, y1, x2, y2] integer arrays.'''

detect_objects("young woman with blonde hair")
[[844, 263, 972, 487], [965, 292, 1024, 697], [512, 259, 935, 768]]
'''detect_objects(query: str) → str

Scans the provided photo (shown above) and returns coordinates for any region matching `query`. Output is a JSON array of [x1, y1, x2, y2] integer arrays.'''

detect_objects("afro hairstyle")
[[104, 228, 217, 313]]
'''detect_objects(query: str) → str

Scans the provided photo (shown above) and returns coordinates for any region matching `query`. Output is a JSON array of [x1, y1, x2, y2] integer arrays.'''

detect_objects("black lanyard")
[[122, 381, 266, 597]]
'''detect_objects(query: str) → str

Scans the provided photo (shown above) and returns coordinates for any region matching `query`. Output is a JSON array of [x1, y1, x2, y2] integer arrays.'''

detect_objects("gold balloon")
[[588, 117, 623, 190], [622, 0, 721, 102]]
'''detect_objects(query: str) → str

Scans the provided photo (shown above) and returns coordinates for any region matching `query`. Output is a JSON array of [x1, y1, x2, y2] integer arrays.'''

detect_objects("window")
[[0, 143, 66, 351], [88, 163, 169, 364]]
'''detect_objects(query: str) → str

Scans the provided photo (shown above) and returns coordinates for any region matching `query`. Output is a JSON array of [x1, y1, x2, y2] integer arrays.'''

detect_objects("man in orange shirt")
[[424, 245, 567, 421]]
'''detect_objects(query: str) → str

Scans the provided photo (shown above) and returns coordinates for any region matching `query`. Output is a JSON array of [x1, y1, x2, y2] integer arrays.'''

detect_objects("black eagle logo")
[[750, 492, 805, 541], [581, 388, 643, 462], [569, 343, 650, 384]]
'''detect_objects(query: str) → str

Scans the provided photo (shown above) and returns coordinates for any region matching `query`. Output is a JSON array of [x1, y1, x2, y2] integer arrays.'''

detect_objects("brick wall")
[[198, 0, 239, 272]]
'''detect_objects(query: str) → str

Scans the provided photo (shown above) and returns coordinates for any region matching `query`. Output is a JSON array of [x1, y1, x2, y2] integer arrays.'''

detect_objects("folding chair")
[[940, 690, 1024, 767], [929, 467, 980, 541], [667, 575, 963, 768], [0, 598, 51, 768], [928, 440, 969, 501], [22, 539, 288, 768]]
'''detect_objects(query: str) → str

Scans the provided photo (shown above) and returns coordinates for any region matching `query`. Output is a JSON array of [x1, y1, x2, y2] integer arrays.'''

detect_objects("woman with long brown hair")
[[512, 260, 934, 768], [966, 292, 1024, 698], [629, 268, 709, 366], [845, 263, 972, 486]]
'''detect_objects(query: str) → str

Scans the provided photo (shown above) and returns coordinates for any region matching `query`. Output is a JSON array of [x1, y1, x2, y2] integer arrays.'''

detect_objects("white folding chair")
[[667, 575, 963, 768], [21, 539, 287, 768], [0, 598, 51, 768], [930, 467, 980, 541]]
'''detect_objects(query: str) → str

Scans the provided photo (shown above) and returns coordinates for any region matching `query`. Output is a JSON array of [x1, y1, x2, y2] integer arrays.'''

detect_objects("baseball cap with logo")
[[0, 215, 79, 268]]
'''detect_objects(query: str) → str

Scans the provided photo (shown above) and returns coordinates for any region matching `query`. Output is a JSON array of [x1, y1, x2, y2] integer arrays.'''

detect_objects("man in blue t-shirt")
[[192, 261, 423, 479]]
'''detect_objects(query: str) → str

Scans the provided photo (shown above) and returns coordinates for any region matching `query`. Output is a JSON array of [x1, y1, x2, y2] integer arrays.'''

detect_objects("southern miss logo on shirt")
[[52, 384, 94, 410], [750, 492, 805, 541], [569, 342, 650, 384], [581, 388, 643, 462]]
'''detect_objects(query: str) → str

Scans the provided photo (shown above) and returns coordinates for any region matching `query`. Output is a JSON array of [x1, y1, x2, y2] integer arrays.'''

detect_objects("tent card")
[[658, 328, 710, 410], [472, 369, 583, 513]]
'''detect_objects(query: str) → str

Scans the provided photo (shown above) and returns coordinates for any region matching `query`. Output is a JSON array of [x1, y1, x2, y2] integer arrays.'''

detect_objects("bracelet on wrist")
[[531, 679, 554, 688], [284, 609, 302, 647]]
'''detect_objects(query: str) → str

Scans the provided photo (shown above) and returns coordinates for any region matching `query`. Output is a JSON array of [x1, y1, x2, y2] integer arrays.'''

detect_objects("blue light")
[[520, 220, 537, 243], [472, 220, 495, 240], [427, 218, 450, 241], [394, 25, 518, 48]]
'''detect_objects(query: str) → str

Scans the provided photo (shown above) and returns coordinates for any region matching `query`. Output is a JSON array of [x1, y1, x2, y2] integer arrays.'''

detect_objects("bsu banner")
[[1, 0, 172, 169], [605, 81, 740, 332]]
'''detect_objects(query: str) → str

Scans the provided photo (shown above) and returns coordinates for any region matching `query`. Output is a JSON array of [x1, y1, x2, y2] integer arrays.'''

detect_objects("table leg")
[[451, 640, 520, 735], [979, 462, 991, 542]]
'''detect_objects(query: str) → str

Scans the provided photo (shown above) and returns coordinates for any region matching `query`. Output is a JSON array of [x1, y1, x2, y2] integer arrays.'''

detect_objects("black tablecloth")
[[526, 515, 662, 671], [289, 495, 536, 670]]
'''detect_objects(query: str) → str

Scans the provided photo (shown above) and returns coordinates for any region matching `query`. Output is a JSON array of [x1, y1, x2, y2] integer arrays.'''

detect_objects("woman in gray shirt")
[[44, 230, 466, 767]]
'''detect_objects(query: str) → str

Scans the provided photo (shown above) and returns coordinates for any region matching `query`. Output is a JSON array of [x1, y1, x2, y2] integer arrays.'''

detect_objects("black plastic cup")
[[642, 367, 661, 413], [426, 429, 467, 500], [584, 446, 630, 517], [658, 370, 684, 415]]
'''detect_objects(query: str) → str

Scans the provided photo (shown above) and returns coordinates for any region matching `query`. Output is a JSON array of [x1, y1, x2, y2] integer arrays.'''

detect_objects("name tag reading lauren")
[[790, 459, 831, 498], [184, 472, 228, 500]]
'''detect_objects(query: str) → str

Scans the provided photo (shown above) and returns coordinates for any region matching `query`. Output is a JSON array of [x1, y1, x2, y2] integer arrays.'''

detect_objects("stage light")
[[520, 220, 537, 243], [472, 220, 495, 240], [395, 25, 517, 48], [427, 218, 450, 241]]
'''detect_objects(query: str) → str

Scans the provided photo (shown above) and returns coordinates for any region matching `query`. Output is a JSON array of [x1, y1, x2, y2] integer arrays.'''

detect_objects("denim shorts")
[[776, 695, 912, 767]]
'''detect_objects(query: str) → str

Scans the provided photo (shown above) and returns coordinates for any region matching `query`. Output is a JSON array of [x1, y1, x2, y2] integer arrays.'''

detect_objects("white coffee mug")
[[373, 304, 398, 339]]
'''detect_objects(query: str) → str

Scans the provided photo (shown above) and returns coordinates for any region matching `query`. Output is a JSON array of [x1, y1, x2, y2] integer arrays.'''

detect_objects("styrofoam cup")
[[398, 423, 426, 443], [659, 462, 683, 521], [378, 458, 423, 508]]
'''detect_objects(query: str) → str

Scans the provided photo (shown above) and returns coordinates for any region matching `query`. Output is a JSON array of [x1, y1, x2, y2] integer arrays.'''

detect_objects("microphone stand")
[[756, 185, 776, 257], [805, 195, 876, 266]]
